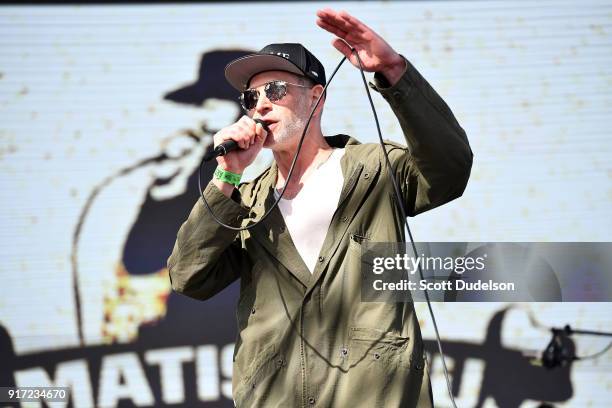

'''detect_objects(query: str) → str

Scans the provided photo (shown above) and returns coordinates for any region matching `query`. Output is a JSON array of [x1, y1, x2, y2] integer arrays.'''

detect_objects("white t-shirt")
[[274, 148, 346, 273]]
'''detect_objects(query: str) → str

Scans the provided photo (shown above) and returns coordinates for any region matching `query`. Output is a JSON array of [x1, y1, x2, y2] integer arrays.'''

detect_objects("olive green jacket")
[[168, 58, 473, 408]]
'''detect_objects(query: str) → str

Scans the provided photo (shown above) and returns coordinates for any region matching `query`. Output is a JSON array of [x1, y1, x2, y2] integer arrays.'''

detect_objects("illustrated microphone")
[[203, 119, 269, 162]]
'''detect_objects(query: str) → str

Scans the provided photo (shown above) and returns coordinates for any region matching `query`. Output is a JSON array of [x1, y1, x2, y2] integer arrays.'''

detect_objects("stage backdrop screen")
[[1, 2, 610, 407]]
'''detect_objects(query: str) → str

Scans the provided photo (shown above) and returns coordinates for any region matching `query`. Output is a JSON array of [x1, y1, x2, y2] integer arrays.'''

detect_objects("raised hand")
[[316, 8, 406, 84]]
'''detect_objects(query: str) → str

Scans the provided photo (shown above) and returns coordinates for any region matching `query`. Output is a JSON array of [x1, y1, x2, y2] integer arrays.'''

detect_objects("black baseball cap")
[[224, 43, 326, 91]]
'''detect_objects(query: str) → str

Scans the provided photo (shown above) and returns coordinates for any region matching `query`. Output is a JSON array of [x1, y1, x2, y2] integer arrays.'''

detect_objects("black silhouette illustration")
[[70, 49, 253, 348], [424, 307, 574, 408]]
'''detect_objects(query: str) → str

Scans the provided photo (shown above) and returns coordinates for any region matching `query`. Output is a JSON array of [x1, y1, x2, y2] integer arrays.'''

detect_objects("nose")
[[254, 89, 272, 116]]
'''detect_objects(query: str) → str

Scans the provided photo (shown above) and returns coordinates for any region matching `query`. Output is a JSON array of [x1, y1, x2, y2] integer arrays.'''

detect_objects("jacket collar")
[[246, 135, 378, 289], [250, 134, 361, 196]]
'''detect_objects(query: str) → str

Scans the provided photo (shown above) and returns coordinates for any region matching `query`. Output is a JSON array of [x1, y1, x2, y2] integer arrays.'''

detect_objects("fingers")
[[215, 116, 258, 150], [236, 116, 257, 148], [316, 8, 368, 39], [316, 18, 348, 39], [337, 10, 369, 34], [331, 38, 355, 60], [317, 8, 397, 73], [254, 123, 268, 145], [230, 118, 249, 149]]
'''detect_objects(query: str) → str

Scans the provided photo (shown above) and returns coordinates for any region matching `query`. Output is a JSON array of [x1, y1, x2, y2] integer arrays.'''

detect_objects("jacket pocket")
[[236, 285, 256, 332], [233, 342, 282, 407], [349, 232, 370, 245], [345, 327, 410, 368], [348, 232, 370, 261], [235, 261, 262, 332]]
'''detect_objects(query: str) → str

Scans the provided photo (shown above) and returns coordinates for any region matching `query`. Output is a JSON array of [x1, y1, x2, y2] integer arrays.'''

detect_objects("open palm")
[[316, 8, 403, 73]]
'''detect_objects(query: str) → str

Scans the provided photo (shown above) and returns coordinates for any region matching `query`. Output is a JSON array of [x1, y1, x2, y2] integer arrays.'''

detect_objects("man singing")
[[168, 8, 472, 407]]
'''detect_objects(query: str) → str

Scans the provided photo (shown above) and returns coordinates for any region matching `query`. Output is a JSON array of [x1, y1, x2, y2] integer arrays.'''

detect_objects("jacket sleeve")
[[167, 181, 251, 300], [370, 56, 473, 216]]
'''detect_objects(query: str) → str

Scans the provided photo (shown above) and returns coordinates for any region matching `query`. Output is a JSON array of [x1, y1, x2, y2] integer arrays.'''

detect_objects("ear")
[[309, 85, 325, 117]]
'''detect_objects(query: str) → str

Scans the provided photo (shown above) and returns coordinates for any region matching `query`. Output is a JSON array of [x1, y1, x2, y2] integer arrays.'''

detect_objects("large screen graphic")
[[1, 2, 610, 407]]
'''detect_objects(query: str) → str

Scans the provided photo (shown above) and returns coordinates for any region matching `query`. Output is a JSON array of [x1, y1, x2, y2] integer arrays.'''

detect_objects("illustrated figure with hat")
[[168, 9, 473, 407], [72, 49, 253, 346]]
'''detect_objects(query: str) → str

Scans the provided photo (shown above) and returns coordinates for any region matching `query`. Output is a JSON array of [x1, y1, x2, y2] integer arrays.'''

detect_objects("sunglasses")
[[239, 80, 311, 111]]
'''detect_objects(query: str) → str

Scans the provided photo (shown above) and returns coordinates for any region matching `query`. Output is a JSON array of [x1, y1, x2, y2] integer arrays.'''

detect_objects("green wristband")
[[214, 166, 242, 187]]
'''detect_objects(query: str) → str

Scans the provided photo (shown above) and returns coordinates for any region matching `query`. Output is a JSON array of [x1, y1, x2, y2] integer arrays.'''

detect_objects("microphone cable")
[[352, 50, 458, 408], [197, 56, 347, 232], [197, 48, 460, 408]]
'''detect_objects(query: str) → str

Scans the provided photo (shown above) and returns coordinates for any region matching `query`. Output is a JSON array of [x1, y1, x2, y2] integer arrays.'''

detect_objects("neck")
[[272, 125, 332, 190]]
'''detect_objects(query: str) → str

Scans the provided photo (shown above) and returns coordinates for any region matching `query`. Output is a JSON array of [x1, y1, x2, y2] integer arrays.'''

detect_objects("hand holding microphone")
[[209, 116, 268, 178]]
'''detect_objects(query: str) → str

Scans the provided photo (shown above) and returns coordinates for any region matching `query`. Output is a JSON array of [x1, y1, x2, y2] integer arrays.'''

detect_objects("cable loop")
[[197, 49, 459, 407]]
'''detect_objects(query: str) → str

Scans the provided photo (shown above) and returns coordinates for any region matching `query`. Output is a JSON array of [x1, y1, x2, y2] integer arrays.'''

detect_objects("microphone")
[[203, 119, 269, 162]]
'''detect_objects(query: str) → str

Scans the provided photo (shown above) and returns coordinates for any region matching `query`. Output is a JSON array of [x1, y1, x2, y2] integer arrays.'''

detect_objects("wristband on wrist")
[[214, 166, 242, 187]]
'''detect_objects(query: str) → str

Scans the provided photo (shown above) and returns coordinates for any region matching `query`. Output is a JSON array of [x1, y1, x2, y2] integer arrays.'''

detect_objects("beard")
[[266, 97, 310, 148]]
